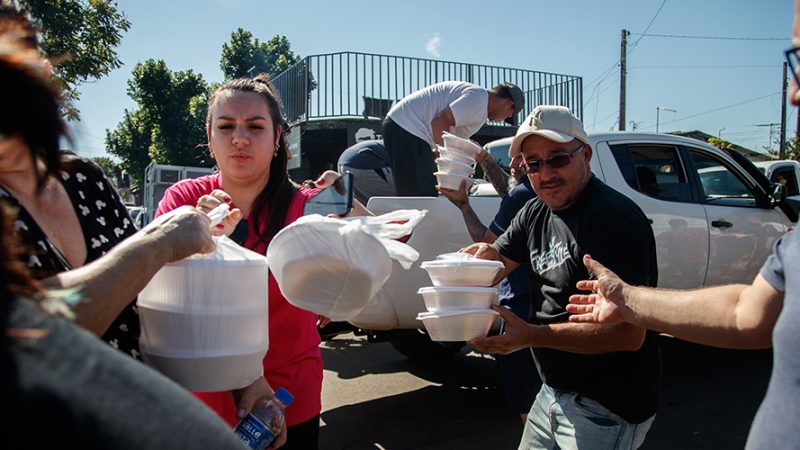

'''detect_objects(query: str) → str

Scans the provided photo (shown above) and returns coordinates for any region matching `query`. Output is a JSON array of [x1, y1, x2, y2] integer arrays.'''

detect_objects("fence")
[[271, 51, 582, 126]]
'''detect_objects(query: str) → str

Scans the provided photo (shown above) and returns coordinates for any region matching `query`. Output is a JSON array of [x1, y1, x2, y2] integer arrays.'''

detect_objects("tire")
[[317, 321, 357, 341], [389, 329, 464, 361]]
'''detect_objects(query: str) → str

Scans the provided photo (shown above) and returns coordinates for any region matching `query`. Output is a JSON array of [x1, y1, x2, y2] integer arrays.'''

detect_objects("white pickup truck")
[[344, 132, 795, 359]]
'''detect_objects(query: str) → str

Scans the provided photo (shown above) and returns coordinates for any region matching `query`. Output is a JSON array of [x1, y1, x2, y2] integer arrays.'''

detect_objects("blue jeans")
[[519, 384, 655, 450]]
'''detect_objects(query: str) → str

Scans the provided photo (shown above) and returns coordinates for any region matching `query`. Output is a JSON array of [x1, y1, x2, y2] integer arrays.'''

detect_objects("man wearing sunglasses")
[[562, 3, 800, 448], [463, 105, 660, 449]]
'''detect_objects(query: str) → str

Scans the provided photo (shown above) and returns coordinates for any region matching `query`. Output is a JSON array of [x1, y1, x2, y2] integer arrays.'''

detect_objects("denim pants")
[[518, 384, 655, 450]]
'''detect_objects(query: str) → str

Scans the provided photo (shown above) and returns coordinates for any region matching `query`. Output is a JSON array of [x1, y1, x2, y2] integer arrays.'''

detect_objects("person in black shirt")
[[464, 106, 660, 450]]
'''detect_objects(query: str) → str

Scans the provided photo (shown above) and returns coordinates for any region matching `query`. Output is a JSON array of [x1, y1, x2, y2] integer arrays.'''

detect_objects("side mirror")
[[303, 171, 355, 217], [770, 182, 786, 207]]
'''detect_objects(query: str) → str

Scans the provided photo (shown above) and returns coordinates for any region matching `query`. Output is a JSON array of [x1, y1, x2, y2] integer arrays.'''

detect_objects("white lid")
[[436, 157, 474, 168], [417, 286, 499, 294], [433, 172, 472, 179], [420, 259, 504, 269], [436, 252, 474, 261], [416, 309, 499, 320]]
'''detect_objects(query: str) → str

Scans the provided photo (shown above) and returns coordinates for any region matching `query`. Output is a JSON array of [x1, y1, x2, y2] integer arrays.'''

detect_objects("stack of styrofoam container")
[[434, 132, 482, 191], [415, 252, 504, 342]]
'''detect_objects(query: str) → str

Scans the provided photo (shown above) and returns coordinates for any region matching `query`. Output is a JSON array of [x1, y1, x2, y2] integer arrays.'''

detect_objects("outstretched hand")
[[566, 254, 629, 325]]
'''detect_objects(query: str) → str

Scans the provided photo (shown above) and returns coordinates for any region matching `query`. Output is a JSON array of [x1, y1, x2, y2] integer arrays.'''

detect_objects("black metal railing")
[[272, 51, 583, 126]]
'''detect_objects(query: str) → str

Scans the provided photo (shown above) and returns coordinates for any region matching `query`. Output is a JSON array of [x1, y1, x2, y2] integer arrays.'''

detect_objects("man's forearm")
[[526, 321, 646, 354], [622, 282, 778, 349], [459, 202, 494, 243], [478, 156, 510, 198]]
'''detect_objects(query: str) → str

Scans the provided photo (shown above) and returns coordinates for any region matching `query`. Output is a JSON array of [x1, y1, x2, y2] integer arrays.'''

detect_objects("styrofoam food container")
[[436, 158, 474, 177], [417, 309, 499, 341], [435, 172, 474, 191], [418, 286, 499, 312], [442, 132, 482, 157], [436, 252, 474, 261], [420, 257, 504, 286], [437, 146, 475, 165]]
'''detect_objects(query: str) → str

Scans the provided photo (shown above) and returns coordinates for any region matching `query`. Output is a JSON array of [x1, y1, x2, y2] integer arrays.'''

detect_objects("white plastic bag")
[[267, 210, 426, 320], [341, 209, 427, 270], [138, 234, 269, 392]]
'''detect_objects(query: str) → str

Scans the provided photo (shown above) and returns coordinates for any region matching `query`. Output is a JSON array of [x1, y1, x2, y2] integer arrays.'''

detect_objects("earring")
[[273, 151, 278, 158]]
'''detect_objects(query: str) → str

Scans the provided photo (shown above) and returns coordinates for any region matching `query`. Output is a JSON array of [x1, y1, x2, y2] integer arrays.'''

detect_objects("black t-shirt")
[[494, 175, 661, 423]]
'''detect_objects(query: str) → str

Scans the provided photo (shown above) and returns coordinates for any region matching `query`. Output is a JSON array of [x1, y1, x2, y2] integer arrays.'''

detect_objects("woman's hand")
[[195, 189, 243, 236], [233, 376, 287, 449]]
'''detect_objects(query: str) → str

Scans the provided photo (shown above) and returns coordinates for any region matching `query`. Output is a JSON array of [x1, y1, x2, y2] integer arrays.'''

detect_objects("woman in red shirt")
[[156, 74, 322, 450]]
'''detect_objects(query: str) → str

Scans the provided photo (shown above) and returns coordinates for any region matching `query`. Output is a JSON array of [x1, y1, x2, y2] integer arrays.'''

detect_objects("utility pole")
[[619, 29, 629, 131], [780, 61, 788, 159], [753, 123, 780, 153]]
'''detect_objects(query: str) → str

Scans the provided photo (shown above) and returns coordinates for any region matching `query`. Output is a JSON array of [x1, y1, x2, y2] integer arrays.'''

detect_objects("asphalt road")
[[319, 333, 772, 450]]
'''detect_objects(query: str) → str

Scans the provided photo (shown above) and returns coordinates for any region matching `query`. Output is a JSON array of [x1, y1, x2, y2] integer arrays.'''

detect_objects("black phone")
[[303, 171, 355, 217]]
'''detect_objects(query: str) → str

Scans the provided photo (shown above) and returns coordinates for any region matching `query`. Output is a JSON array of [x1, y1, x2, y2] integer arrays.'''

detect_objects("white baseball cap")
[[508, 106, 588, 158]]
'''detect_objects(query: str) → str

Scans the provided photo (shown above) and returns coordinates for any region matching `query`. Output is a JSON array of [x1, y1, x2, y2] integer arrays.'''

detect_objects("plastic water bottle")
[[234, 387, 294, 449]]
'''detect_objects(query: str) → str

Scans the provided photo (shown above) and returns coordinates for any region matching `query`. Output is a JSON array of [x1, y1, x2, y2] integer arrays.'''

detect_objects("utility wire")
[[630, 64, 778, 69], [629, 32, 788, 41], [646, 92, 780, 129], [628, 0, 668, 52]]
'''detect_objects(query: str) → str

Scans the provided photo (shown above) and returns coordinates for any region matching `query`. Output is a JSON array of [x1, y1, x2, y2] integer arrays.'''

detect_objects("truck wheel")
[[389, 329, 463, 361]]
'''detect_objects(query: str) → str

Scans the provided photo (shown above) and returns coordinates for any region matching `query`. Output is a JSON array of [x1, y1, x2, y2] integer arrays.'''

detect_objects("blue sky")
[[71, 0, 793, 160]]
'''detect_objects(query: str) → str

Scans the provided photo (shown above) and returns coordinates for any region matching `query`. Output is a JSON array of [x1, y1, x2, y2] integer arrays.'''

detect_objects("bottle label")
[[234, 414, 277, 450]]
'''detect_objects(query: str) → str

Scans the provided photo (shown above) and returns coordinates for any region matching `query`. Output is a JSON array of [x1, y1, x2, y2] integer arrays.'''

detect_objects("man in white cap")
[[463, 105, 661, 449], [383, 81, 524, 197]]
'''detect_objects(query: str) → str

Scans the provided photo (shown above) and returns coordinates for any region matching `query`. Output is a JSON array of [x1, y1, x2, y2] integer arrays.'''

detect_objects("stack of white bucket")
[[415, 252, 503, 342], [434, 132, 482, 191]]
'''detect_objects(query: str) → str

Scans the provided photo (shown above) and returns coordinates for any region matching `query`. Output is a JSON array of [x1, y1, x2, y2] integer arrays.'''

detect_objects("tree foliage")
[[106, 59, 210, 190], [707, 137, 734, 150], [91, 156, 122, 187], [10, 0, 130, 120], [778, 136, 800, 161], [106, 31, 310, 190], [220, 28, 301, 79]]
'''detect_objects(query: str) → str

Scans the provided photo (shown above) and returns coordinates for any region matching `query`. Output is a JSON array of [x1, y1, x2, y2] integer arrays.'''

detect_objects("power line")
[[628, 0, 668, 52], [629, 32, 788, 41], [648, 92, 781, 129], [629, 64, 778, 69]]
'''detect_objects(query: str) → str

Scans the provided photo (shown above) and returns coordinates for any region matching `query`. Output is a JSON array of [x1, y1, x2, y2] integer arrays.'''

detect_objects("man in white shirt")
[[383, 81, 523, 196]]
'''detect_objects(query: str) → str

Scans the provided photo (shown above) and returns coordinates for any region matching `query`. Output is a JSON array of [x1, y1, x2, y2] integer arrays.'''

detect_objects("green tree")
[[10, 0, 131, 120], [220, 29, 301, 79], [707, 137, 734, 150], [782, 136, 800, 161], [91, 156, 122, 186], [106, 59, 210, 191]]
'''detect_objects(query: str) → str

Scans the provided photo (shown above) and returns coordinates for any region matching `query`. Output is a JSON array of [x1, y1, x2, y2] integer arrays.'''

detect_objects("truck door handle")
[[711, 220, 733, 229]]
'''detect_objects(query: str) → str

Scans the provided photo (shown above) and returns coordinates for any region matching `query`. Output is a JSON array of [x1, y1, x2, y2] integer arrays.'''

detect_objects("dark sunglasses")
[[521, 144, 586, 174]]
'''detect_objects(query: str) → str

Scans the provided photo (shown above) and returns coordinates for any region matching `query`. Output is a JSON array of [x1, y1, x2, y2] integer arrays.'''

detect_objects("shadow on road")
[[320, 335, 772, 449]]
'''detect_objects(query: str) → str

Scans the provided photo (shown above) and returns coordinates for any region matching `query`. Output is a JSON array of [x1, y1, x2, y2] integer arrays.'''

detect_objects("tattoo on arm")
[[479, 157, 510, 198], [461, 203, 490, 242]]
